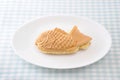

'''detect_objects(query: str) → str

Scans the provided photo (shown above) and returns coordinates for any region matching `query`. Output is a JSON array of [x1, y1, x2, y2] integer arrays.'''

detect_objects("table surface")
[[0, 0, 120, 80]]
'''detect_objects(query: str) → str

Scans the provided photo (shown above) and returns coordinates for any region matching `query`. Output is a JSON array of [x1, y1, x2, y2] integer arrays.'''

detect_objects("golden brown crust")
[[35, 28, 77, 50], [36, 46, 78, 55], [70, 26, 92, 46], [35, 26, 92, 54]]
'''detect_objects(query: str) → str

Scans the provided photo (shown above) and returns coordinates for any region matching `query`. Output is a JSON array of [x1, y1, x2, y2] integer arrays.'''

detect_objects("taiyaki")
[[35, 26, 92, 54]]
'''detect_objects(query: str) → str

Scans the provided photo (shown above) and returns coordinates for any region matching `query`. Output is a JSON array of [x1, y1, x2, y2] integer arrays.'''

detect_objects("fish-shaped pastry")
[[35, 26, 92, 54]]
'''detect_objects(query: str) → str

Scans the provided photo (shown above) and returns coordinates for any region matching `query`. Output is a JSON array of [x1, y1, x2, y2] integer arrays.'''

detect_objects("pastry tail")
[[70, 25, 92, 47]]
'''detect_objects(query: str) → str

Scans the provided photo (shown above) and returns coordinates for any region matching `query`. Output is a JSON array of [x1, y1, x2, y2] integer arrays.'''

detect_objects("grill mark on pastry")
[[66, 36, 72, 48], [57, 35, 65, 49], [54, 28, 67, 34]]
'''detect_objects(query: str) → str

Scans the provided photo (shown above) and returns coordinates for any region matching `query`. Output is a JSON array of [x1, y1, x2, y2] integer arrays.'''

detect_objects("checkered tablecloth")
[[0, 0, 120, 80]]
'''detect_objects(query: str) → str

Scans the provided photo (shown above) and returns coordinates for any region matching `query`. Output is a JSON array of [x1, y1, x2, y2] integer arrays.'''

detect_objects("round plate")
[[12, 16, 112, 69]]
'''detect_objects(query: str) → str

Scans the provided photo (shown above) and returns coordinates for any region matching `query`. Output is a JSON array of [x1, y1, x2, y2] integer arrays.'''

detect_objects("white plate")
[[12, 16, 112, 69]]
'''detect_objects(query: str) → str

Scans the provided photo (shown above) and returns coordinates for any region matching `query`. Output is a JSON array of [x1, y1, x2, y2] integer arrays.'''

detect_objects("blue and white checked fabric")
[[0, 0, 120, 80]]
